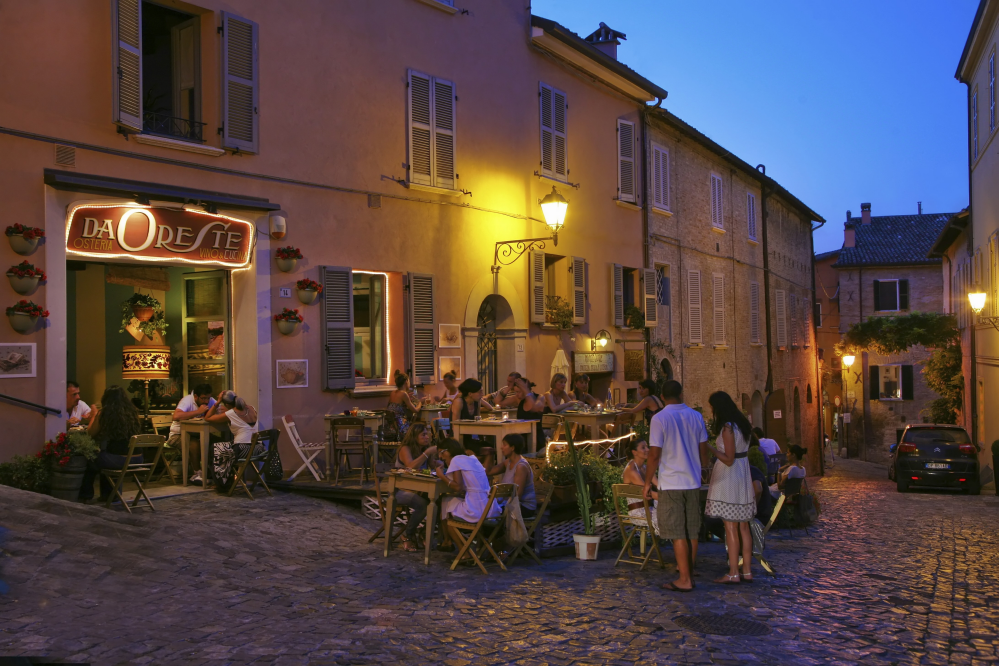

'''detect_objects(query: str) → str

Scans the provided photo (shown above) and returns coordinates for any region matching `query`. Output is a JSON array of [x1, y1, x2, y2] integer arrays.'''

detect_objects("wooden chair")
[[446, 483, 516, 575], [604, 413, 636, 462], [753, 494, 785, 574], [431, 417, 452, 443], [611, 483, 665, 571], [507, 480, 554, 566], [329, 417, 372, 484], [227, 429, 280, 499], [282, 415, 325, 481], [541, 414, 565, 443], [101, 434, 166, 514], [373, 410, 402, 444], [367, 463, 411, 544], [142, 415, 179, 483], [780, 476, 810, 536]]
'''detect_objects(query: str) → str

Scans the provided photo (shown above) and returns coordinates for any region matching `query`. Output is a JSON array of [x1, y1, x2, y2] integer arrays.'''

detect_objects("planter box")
[[537, 513, 621, 550]]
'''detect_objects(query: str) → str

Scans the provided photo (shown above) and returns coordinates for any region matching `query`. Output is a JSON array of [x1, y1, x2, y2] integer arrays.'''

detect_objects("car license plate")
[[925, 463, 950, 470]]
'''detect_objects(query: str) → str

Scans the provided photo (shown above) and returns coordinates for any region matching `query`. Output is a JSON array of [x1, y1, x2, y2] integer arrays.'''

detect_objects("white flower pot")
[[8, 312, 38, 334], [573, 534, 601, 561], [7, 273, 40, 295], [8, 234, 39, 256], [276, 319, 300, 335], [296, 288, 319, 305], [276, 257, 298, 273]]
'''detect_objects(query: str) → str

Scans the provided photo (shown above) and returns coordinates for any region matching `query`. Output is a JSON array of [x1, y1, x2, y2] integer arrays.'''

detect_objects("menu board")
[[624, 350, 645, 382], [573, 352, 614, 374]]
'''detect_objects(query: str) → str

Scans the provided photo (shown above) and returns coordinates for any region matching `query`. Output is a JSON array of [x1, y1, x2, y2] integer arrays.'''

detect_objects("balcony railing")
[[142, 111, 206, 143]]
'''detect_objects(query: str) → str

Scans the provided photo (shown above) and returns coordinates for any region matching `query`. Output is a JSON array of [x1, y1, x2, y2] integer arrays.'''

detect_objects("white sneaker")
[[189, 471, 202, 483]]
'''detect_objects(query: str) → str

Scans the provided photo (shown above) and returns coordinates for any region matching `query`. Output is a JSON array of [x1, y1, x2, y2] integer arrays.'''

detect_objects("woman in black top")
[[513, 377, 547, 451], [620, 379, 665, 423], [80, 385, 143, 501], [450, 378, 495, 468]]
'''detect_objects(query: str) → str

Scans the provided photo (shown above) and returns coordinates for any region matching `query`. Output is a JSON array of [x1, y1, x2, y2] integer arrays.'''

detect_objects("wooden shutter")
[[530, 251, 546, 324], [407, 272, 436, 385], [872, 279, 881, 311], [408, 70, 433, 185], [553, 88, 567, 181], [789, 293, 798, 346], [687, 270, 702, 344], [901, 365, 914, 400], [747, 193, 757, 240], [711, 174, 723, 229], [643, 268, 658, 327], [652, 144, 669, 210], [111, 0, 142, 131], [899, 279, 909, 310], [321, 266, 355, 390], [712, 274, 725, 345], [869, 365, 880, 400], [433, 77, 456, 190], [775, 289, 787, 348], [750, 282, 760, 343], [803, 299, 811, 346], [571, 256, 586, 325], [617, 120, 636, 203], [540, 83, 567, 181], [221, 12, 259, 153], [612, 263, 624, 327]]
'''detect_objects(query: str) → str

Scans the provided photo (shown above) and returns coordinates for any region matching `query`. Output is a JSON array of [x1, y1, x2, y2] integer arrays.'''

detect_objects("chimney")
[[584, 22, 626, 60], [918, 201, 922, 214], [846, 210, 852, 221], [844, 223, 856, 248], [861, 202, 872, 225]]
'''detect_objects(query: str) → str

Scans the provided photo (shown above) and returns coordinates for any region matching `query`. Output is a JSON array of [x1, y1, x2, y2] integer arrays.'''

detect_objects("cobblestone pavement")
[[2, 459, 999, 665]]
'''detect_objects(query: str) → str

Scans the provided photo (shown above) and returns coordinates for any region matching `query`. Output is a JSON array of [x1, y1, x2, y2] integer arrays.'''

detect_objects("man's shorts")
[[657, 488, 702, 541]]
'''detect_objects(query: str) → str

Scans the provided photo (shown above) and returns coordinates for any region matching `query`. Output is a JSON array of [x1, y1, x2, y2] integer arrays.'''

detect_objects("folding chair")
[[541, 414, 564, 443], [227, 429, 280, 499], [604, 414, 636, 463], [367, 463, 411, 544], [282, 415, 325, 481], [611, 484, 665, 571], [147, 415, 180, 483], [431, 417, 452, 443], [101, 434, 166, 514], [752, 494, 785, 575], [779, 476, 809, 536], [330, 417, 372, 484], [507, 480, 554, 566], [374, 410, 402, 445], [446, 483, 516, 575]]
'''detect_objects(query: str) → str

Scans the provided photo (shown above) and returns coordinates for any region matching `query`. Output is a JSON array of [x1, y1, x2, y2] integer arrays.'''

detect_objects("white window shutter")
[[750, 281, 760, 343], [321, 266, 355, 390], [553, 88, 567, 181], [653, 145, 669, 210], [409, 70, 433, 185], [612, 263, 624, 327], [112, 0, 142, 131], [433, 77, 455, 190], [571, 256, 586, 325], [687, 270, 702, 344], [789, 293, 798, 346], [711, 175, 723, 229], [407, 272, 436, 385], [530, 251, 546, 324], [617, 120, 636, 203], [221, 12, 259, 153], [539, 84, 554, 179], [776, 289, 787, 348], [712, 274, 725, 345], [747, 193, 757, 240], [643, 268, 658, 327]]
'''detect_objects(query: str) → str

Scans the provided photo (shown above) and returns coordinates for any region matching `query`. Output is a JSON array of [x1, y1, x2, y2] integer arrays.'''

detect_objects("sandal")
[[740, 572, 754, 583], [400, 535, 419, 552], [714, 574, 741, 585], [661, 581, 694, 592]]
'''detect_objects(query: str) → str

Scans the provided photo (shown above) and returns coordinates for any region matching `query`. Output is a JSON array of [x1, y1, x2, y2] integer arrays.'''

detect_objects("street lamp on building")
[[840, 354, 855, 458], [493, 186, 569, 271], [842, 354, 855, 369], [591, 329, 611, 351], [969, 291, 986, 315]]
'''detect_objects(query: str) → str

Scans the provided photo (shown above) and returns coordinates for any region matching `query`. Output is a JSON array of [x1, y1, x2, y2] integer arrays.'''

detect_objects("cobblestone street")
[[2, 459, 999, 665]]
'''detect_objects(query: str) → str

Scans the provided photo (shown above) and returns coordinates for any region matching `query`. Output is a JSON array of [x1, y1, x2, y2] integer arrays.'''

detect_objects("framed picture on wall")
[[439, 356, 461, 380], [439, 324, 461, 348], [0, 343, 36, 378], [276, 359, 308, 388]]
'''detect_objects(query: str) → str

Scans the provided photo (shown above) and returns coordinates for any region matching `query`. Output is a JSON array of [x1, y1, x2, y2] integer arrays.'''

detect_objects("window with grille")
[[747, 192, 757, 241]]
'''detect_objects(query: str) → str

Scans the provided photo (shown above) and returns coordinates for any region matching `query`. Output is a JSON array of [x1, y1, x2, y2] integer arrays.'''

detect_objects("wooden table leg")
[[383, 478, 397, 558], [424, 492, 438, 566], [200, 428, 209, 488], [181, 430, 189, 487]]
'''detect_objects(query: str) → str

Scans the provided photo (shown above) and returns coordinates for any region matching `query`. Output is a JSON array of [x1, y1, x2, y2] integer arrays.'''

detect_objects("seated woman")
[[387, 371, 423, 437], [544, 373, 579, 414], [487, 434, 537, 519], [622, 439, 659, 535], [204, 390, 260, 491], [393, 422, 437, 552], [450, 378, 495, 468], [619, 379, 664, 422], [513, 377, 547, 452], [770, 444, 807, 498], [435, 437, 501, 548], [568, 373, 598, 408], [81, 385, 144, 501], [437, 371, 459, 404]]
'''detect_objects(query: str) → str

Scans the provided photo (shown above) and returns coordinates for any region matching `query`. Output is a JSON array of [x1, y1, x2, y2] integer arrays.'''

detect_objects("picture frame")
[[439, 356, 461, 380], [438, 323, 461, 349], [0, 343, 36, 378], [275, 359, 308, 389]]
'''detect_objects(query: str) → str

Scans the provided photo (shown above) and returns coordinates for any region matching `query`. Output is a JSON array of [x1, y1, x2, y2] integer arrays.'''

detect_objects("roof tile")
[[832, 213, 954, 267]]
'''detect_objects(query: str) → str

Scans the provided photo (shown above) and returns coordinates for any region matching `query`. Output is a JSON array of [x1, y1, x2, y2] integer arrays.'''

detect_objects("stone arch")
[[463, 272, 526, 329], [462, 272, 527, 386]]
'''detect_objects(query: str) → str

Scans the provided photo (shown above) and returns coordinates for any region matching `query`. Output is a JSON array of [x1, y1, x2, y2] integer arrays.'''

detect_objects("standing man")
[[645, 380, 709, 593], [66, 381, 91, 427], [169, 383, 216, 482], [753, 427, 781, 457], [486, 372, 523, 409]]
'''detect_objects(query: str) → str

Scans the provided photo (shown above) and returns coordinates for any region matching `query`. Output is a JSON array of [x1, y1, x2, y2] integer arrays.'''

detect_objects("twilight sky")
[[532, 0, 979, 254]]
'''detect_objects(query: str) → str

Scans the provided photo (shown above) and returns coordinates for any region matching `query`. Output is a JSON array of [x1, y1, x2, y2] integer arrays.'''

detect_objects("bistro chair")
[[611, 483, 665, 571], [541, 414, 565, 443], [227, 429, 280, 500], [779, 476, 810, 537], [367, 463, 411, 545], [431, 418, 452, 443], [752, 494, 785, 575], [507, 480, 554, 566], [282, 414, 325, 481], [101, 434, 166, 514], [446, 483, 516, 575], [146, 415, 180, 484], [330, 417, 372, 484], [373, 410, 402, 446]]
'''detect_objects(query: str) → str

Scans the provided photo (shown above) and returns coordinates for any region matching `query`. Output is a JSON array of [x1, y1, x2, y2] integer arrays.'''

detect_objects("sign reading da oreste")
[[65, 203, 255, 269]]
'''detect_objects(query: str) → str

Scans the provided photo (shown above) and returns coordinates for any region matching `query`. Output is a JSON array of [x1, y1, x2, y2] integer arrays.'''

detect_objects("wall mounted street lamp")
[[968, 291, 999, 332], [591, 329, 611, 351], [841, 354, 855, 368], [493, 186, 569, 271]]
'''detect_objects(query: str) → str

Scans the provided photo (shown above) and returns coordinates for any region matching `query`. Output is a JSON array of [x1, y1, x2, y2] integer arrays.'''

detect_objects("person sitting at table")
[[770, 444, 807, 498], [622, 438, 658, 534], [66, 380, 91, 428], [80, 385, 143, 502], [394, 422, 437, 552], [487, 433, 537, 519], [620, 379, 664, 422], [435, 437, 501, 550], [568, 374, 599, 408], [450, 378, 495, 468], [513, 377, 547, 451], [204, 390, 260, 492], [486, 371, 523, 408], [388, 371, 423, 437], [544, 373, 579, 414], [168, 383, 216, 483], [753, 427, 781, 457], [437, 371, 459, 404]]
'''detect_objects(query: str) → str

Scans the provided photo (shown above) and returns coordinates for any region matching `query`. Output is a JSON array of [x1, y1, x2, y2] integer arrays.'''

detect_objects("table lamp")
[[123, 345, 171, 424]]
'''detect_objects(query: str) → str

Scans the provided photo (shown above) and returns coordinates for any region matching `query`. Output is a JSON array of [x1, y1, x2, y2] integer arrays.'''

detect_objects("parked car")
[[888, 424, 980, 494]]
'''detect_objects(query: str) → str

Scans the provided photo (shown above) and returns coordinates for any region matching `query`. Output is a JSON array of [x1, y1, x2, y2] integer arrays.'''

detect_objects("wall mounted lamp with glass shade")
[[492, 186, 569, 270], [591, 329, 611, 351], [841, 354, 856, 368], [967, 291, 999, 332]]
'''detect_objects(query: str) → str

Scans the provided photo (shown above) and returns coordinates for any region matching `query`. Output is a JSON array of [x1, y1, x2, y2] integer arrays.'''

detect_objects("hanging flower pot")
[[295, 278, 323, 304], [276, 246, 302, 273], [6, 300, 48, 334], [274, 307, 303, 335], [132, 305, 154, 321], [5, 224, 45, 256], [6, 261, 46, 295]]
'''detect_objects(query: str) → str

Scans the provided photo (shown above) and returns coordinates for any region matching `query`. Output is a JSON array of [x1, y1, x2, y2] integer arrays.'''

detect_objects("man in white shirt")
[[645, 380, 709, 593], [486, 372, 522, 408], [170, 383, 216, 482], [66, 381, 91, 427], [753, 427, 780, 457]]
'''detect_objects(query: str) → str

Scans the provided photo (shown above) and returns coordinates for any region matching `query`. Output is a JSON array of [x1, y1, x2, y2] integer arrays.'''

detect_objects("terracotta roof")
[[833, 213, 955, 268], [814, 249, 841, 262]]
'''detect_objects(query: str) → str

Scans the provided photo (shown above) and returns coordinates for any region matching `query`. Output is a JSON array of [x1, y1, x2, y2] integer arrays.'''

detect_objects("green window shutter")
[[869, 365, 879, 400], [899, 279, 910, 310], [221, 12, 260, 153], [901, 365, 914, 400], [321, 266, 355, 390], [407, 272, 436, 385], [112, 0, 143, 131]]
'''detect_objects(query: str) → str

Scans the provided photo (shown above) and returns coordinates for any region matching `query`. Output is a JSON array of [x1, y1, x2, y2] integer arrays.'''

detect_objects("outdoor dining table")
[[561, 410, 623, 439], [180, 418, 228, 488], [381, 469, 449, 565], [419, 405, 449, 424], [323, 412, 385, 480], [450, 418, 538, 463]]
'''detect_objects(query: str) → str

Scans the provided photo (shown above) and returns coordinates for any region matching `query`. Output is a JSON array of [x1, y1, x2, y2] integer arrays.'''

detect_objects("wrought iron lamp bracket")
[[492, 234, 557, 272], [976, 315, 999, 333]]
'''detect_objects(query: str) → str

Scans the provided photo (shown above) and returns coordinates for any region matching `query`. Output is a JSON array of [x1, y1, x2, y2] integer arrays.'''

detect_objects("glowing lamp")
[[539, 186, 568, 239], [969, 291, 986, 314], [841, 354, 856, 368], [591, 329, 612, 351], [123, 345, 171, 424], [269, 210, 288, 240]]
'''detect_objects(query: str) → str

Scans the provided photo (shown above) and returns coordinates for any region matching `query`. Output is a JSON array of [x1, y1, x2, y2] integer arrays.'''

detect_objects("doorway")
[[476, 298, 497, 395]]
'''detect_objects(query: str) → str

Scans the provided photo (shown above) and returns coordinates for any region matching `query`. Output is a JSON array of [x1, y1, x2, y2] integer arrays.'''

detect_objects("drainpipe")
[[761, 181, 774, 393], [810, 218, 826, 476], [641, 106, 652, 378]]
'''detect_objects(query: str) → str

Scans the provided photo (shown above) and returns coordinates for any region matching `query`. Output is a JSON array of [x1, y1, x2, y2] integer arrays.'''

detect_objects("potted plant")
[[119, 294, 168, 340], [541, 449, 580, 504], [6, 299, 49, 334], [563, 423, 600, 560], [544, 295, 574, 330], [0, 454, 51, 494], [624, 304, 645, 330], [295, 278, 323, 305], [5, 224, 45, 256], [40, 431, 99, 501], [6, 261, 46, 295], [276, 246, 303, 273], [274, 307, 303, 335]]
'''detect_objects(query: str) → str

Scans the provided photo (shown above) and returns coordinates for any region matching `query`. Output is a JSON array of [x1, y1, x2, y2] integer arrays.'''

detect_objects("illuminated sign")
[[573, 352, 614, 374], [66, 203, 255, 269]]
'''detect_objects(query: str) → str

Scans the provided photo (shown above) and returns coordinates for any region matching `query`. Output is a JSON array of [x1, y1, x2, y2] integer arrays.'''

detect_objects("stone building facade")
[[814, 249, 843, 441]]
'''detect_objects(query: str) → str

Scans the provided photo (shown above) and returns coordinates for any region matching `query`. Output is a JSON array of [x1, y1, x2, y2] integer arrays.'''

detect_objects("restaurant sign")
[[65, 203, 255, 269], [573, 351, 614, 374]]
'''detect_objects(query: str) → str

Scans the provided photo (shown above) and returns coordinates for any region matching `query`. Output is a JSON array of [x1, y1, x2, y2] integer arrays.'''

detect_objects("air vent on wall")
[[54, 144, 76, 168], [368, 194, 382, 209]]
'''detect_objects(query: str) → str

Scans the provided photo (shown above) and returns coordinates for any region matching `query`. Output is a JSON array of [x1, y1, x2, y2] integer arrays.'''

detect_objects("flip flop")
[[740, 573, 754, 583], [661, 581, 694, 592]]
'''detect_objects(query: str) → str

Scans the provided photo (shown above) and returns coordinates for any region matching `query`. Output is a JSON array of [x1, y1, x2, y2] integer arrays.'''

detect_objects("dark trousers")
[[79, 451, 143, 500]]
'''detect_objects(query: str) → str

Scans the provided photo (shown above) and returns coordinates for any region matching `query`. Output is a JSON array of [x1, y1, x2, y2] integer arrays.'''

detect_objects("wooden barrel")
[[50, 456, 87, 501]]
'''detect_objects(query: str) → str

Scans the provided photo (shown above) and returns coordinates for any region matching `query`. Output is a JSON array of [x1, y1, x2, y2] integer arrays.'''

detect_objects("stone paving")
[[1, 459, 999, 665]]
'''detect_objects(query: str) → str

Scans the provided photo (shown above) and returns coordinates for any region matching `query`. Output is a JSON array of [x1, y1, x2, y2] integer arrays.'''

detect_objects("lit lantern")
[[968, 291, 986, 314], [539, 187, 568, 242]]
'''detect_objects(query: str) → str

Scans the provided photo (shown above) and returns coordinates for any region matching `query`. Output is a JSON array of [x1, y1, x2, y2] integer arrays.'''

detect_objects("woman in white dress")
[[622, 439, 658, 535], [705, 391, 756, 584], [435, 438, 501, 549]]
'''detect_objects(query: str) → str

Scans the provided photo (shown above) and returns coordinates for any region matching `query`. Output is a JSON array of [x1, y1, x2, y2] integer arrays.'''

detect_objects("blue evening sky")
[[532, 0, 979, 254]]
